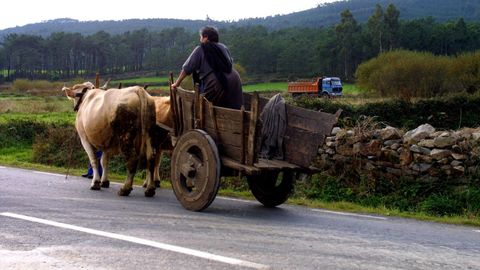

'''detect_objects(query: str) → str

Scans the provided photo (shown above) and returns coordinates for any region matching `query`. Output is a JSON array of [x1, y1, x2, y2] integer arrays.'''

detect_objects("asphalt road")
[[1, 165, 479, 270]]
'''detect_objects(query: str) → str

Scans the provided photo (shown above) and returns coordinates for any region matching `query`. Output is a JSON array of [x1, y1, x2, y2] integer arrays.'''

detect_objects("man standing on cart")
[[171, 26, 243, 110]]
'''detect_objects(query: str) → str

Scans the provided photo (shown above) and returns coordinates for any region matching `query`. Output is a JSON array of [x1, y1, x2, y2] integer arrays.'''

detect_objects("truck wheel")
[[247, 170, 294, 207], [321, 92, 330, 99]]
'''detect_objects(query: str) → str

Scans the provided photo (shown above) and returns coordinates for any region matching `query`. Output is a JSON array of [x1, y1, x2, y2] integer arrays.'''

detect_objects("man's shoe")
[[87, 175, 93, 179], [81, 174, 89, 178]]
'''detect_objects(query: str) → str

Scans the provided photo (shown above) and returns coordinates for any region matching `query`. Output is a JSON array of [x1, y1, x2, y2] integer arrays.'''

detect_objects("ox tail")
[[136, 87, 153, 159]]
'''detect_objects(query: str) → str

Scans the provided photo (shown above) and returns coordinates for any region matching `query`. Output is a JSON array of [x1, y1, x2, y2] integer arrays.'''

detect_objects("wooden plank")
[[211, 107, 244, 125], [169, 75, 178, 137], [283, 128, 324, 168], [285, 104, 337, 133], [207, 101, 221, 147], [181, 99, 194, 131], [247, 93, 259, 166], [194, 84, 200, 129], [199, 95, 205, 129], [221, 157, 261, 174], [204, 117, 243, 134], [254, 158, 300, 170], [240, 106, 245, 164], [243, 92, 269, 112], [175, 93, 184, 135], [203, 127, 243, 147], [218, 144, 243, 162]]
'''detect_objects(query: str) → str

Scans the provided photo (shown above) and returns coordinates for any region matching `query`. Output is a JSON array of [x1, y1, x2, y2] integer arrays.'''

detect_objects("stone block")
[[430, 149, 452, 160]]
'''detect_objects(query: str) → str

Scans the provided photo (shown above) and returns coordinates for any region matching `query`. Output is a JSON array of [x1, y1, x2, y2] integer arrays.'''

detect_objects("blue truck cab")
[[320, 77, 343, 97]]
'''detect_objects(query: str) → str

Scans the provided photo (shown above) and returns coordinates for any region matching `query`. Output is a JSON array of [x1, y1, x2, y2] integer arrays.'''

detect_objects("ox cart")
[[167, 80, 341, 211]]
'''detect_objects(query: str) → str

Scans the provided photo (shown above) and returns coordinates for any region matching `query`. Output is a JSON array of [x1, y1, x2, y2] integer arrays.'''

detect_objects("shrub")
[[449, 51, 480, 94], [466, 187, 480, 215], [420, 194, 464, 216], [356, 50, 454, 100], [292, 93, 480, 129], [0, 120, 45, 147], [32, 125, 88, 167], [12, 79, 64, 96], [295, 174, 355, 202]]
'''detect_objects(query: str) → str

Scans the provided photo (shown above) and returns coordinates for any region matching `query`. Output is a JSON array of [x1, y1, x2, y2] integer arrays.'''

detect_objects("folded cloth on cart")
[[259, 93, 286, 160]]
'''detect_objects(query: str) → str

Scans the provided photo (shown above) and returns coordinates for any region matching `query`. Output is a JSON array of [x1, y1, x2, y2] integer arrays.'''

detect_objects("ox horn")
[[100, 78, 111, 90]]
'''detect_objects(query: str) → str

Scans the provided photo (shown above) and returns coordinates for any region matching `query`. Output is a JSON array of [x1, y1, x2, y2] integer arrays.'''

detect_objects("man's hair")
[[200, 26, 219, 42]]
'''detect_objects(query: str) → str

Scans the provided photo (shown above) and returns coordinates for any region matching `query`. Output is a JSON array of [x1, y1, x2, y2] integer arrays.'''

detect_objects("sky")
[[1, 0, 338, 30]]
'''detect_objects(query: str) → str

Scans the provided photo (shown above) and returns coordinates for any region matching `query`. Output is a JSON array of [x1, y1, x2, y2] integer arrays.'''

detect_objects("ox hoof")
[[90, 181, 101, 190], [154, 180, 161, 188], [118, 187, 133, 196], [101, 181, 110, 188], [144, 188, 156, 197]]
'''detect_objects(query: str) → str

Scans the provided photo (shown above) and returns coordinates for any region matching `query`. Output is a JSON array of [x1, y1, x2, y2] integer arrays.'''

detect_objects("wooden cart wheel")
[[247, 170, 294, 207], [171, 129, 221, 211]]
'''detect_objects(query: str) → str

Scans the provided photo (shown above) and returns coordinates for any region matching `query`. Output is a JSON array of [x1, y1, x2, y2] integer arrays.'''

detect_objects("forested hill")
[[240, 0, 480, 29], [0, 0, 478, 37], [0, 18, 222, 37]]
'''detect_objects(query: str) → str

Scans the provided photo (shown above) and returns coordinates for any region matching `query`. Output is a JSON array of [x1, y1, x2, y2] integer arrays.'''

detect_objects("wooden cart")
[[168, 84, 340, 211]]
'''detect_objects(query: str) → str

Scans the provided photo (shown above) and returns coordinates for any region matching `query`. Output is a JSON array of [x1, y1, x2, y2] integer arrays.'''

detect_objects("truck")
[[287, 77, 343, 98]]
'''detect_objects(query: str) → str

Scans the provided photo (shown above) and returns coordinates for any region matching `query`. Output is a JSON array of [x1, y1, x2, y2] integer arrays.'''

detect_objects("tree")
[[335, 9, 361, 80], [384, 4, 400, 50], [367, 4, 385, 55]]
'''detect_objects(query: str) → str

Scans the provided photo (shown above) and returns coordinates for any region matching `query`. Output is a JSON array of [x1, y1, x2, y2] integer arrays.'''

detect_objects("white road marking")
[[0, 212, 270, 270], [33, 171, 66, 177], [0, 166, 6, 169], [474, 230, 480, 233], [312, 209, 388, 220]]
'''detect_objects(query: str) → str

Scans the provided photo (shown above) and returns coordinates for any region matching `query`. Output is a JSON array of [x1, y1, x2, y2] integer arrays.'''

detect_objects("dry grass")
[[12, 79, 65, 96], [0, 97, 72, 113]]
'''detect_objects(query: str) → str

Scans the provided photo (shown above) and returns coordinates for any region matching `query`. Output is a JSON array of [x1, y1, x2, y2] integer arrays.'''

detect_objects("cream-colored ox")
[[62, 83, 169, 197], [150, 96, 173, 186]]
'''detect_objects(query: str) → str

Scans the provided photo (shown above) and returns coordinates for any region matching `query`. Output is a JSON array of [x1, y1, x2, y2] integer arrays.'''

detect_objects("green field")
[[243, 81, 361, 95], [106, 75, 364, 96], [111, 76, 170, 84]]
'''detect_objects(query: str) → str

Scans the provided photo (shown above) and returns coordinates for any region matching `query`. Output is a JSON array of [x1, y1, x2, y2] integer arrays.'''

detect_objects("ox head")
[[62, 82, 95, 111]]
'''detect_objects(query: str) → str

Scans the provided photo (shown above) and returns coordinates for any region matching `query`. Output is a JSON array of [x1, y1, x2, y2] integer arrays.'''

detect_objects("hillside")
[[0, 0, 478, 37], [238, 0, 480, 29]]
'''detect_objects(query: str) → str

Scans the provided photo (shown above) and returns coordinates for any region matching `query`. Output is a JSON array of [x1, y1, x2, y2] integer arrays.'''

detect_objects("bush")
[[420, 194, 464, 216], [295, 174, 355, 202], [32, 125, 88, 167], [449, 51, 480, 94], [292, 93, 480, 129], [355, 50, 479, 100], [0, 120, 45, 147], [466, 187, 480, 215], [12, 79, 64, 96]]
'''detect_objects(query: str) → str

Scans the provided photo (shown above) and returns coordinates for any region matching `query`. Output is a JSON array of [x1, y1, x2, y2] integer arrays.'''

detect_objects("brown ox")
[[62, 83, 165, 197], [151, 96, 173, 186]]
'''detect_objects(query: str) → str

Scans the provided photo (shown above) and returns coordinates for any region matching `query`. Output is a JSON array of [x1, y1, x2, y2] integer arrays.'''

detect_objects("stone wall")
[[316, 124, 480, 181]]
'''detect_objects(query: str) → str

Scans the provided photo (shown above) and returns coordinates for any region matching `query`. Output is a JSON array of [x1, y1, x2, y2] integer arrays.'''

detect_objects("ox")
[[150, 96, 173, 187], [62, 83, 166, 197]]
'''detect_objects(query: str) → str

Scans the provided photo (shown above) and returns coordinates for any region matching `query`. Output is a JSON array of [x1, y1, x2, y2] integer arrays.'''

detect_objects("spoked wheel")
[[247, 170, 294, 207], [171, 130, 221, 211]]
